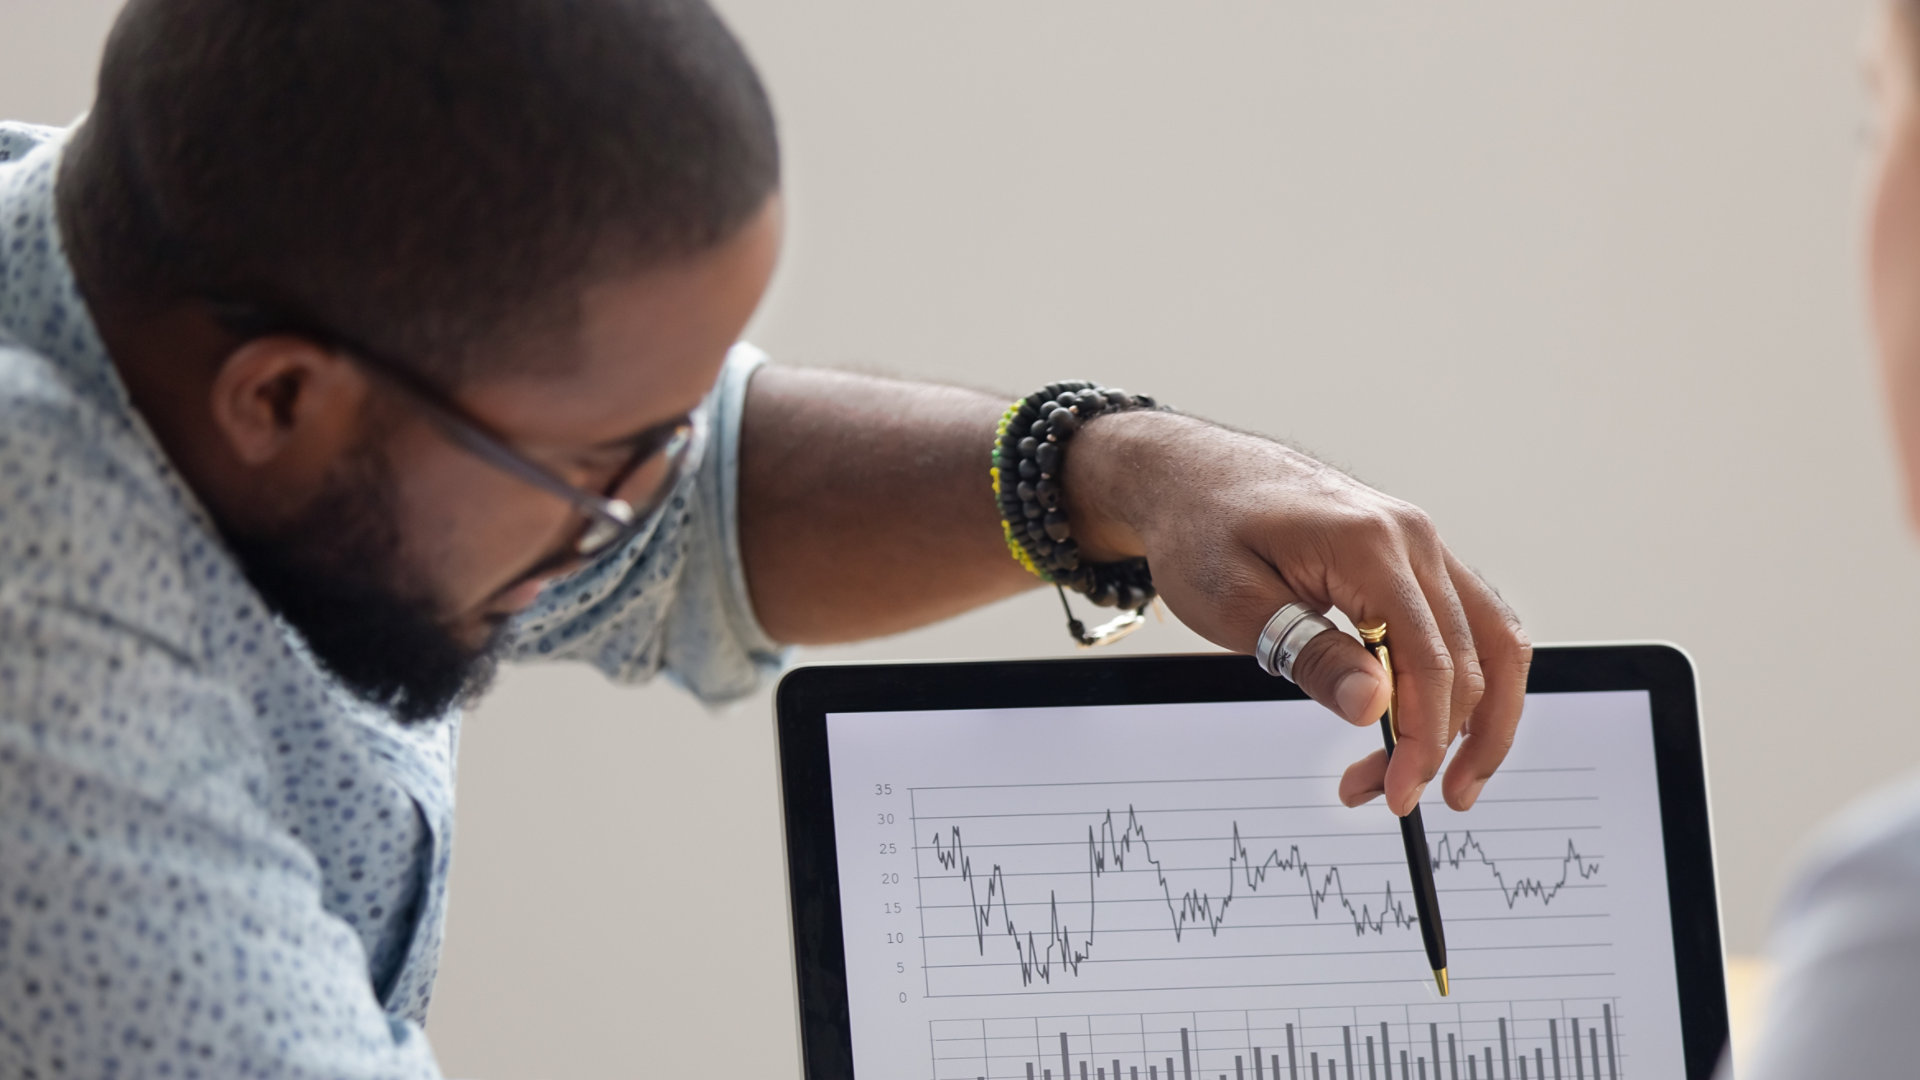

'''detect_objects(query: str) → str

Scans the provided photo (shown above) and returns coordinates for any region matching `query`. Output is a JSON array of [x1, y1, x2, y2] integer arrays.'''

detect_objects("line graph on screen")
[[910, 770, 1609, 999]]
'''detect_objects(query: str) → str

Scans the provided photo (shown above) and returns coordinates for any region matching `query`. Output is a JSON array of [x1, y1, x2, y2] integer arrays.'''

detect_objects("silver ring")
[[1255, 603, 1340, 683]]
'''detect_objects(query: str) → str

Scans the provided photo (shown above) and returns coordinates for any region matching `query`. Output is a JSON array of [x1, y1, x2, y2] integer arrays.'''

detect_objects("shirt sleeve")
[[505, 341, 790, 702], [0, 597, 447, 1080], [1726, 778, 1920, 1080]]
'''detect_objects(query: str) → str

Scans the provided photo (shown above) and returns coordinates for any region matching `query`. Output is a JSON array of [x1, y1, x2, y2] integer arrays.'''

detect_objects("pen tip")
[[1433, 968, 1450, 997]]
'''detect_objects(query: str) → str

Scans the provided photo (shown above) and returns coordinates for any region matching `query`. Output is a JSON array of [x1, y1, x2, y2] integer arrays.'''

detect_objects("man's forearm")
[[736, 362, 1529, 814], [737, 365, 1043, 644]]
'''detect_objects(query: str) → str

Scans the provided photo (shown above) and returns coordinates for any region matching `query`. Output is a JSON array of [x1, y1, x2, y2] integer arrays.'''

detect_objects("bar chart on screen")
[[825, 694, 1687, 1080], [928, 1002, 1627, 1080]]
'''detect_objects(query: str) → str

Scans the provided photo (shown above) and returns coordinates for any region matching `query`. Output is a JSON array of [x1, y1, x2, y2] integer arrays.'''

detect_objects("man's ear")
[[208, 336, 371, 469]]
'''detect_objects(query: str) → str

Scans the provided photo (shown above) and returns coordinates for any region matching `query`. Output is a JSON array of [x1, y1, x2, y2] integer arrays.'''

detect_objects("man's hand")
[[1064, 408, 1532, 818], [739, 367, 1528, 816]]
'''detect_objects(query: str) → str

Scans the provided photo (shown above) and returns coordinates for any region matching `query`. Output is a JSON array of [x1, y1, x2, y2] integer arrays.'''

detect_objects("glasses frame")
[[211, 303, 708, 576], [370, 360, 708, 572]]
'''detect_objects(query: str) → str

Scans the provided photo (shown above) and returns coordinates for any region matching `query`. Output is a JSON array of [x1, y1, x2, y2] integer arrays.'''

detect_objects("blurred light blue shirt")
[[0, 121, 783, 1078], [1726, 774, 1920, 1079]]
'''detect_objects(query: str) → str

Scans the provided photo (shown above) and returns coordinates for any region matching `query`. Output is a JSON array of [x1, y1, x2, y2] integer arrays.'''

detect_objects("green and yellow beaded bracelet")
[[990, 381, 1164, 645]]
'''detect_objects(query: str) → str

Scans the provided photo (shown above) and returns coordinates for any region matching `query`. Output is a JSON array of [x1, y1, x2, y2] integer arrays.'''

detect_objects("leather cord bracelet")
[[990, 381, 1165, 647]]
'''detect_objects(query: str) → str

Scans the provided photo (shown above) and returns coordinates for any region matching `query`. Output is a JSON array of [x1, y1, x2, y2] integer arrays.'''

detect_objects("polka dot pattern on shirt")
[[0, 120, 780, 1079]]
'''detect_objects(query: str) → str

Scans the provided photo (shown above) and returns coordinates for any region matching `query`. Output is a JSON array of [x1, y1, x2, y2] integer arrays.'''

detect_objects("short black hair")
[[59, 0, 779, 382]]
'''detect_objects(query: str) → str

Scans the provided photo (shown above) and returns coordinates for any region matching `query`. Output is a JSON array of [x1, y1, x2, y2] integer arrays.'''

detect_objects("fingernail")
[[1400, 781, 1429, 816], [1335, 670, 1381, 723], [1457, 778, 1488, 809]]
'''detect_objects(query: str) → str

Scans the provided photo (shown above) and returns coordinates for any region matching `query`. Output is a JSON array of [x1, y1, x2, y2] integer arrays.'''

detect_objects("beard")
[[222, 441, 506, 726]]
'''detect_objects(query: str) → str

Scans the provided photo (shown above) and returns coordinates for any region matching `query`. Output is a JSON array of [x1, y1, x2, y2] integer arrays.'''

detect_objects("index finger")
[[1350, 567, 1456, 816]]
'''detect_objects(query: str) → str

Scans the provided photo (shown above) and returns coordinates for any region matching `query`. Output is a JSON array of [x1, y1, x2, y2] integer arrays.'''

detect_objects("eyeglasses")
[[368, 358, 708, 580], [211, 304, 708, 581]]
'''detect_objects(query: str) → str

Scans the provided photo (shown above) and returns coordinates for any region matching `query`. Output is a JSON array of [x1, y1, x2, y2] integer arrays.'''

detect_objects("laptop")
[[775, 646, 1727, 1079]]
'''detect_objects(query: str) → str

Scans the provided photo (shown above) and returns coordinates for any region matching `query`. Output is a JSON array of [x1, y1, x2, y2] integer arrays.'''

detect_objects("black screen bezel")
[[774, 645, 1726, 1079]]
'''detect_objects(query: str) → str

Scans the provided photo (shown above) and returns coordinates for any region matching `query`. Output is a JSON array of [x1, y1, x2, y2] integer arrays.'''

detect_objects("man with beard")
[[0, 0, 1530, 1076]]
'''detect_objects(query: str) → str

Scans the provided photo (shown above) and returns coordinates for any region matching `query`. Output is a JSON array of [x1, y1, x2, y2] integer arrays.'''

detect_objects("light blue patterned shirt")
[[0, 121, 784, 1078]]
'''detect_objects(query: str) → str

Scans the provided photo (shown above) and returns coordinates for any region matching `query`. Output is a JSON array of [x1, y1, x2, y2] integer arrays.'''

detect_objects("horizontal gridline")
[[911, 826, 1603, 851], [921, 942, 1614, 971], [937, 1047, 1636, 1059], [930, 1007, 1628, 1047], [910, 798, 1597, 822], [928, 1033, 1583, 1049], [916, 854, 1610, 878], [923, 972, 1619, 999], [916, 883, 1607, 911], [905, 769, 1597, 793], [933, 1050, 1637, 1063], [931, 1056, 1635, 1079], [915, 913, 1611, 940]]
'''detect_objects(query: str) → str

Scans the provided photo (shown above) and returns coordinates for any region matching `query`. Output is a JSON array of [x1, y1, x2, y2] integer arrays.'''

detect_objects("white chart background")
[[826, 692, 1684, 1080]]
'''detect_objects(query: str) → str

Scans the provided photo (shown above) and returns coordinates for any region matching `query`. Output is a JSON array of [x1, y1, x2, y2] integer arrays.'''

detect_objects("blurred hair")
[[58, 0, 779, 383]]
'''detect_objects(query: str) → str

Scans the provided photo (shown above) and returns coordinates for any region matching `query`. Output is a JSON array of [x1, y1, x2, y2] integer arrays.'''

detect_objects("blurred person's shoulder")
[[1732, 773, 1920, 1079], [0, 120, 62, 163], [1776, 772, 1920, 942]]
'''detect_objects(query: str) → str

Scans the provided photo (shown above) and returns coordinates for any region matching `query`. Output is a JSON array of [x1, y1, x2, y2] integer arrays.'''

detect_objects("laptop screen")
[[823, 691, 1683, 1080]]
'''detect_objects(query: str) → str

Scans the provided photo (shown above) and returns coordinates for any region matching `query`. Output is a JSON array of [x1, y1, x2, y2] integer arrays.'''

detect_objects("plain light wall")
[[0, 1, 1894, 1076]]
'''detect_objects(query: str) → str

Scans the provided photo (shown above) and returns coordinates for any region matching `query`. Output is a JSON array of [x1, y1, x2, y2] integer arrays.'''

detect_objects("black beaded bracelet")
[[990, 381, 1165, 646]]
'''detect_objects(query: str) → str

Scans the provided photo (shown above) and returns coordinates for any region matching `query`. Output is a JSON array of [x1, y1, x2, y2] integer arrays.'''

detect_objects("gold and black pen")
[[1357, 620, 1451, 997]]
